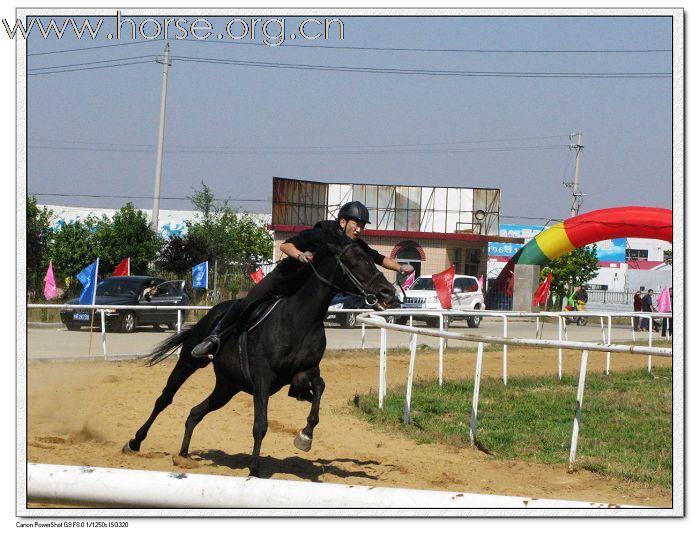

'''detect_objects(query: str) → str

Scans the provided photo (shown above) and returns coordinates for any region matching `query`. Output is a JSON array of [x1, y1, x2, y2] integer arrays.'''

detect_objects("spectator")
[[640, 289, 658, 332], [661, 287, 673, 337], [633, 290, 643, 331], [141, 280, 158, 302]]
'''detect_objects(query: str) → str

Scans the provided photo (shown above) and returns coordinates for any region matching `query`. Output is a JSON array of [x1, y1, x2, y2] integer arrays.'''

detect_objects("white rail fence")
[[356, 310, 672, 472]]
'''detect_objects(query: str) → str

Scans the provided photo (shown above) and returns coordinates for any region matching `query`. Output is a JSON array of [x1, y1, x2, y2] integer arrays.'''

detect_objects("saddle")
[[231, 297, 283, 387]]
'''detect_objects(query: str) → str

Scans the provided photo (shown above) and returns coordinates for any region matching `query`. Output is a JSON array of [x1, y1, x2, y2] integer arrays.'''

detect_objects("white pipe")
[[569, 351, 589, 471], [27, 463, 642, 509], [557, 317, 563, 380], [501, 314, 508, 385], [100, 309, 106, 356], [403, 332, 418, 424], [470, 342, 484, 445], [438, 314, 444, 386], [606, 316, 612, 375], [177, 309, 182, 333]]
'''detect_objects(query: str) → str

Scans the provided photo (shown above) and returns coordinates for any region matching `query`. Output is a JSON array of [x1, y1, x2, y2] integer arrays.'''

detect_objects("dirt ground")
[[26, 346, 673, 509]]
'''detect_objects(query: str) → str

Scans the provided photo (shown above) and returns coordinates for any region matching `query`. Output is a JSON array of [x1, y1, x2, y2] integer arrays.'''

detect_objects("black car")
[[325, 293, 397, 328], [60, 276, 190, 333]]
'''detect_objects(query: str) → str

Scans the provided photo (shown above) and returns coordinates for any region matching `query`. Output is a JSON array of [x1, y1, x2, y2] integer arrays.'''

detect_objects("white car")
[[400, 274, 485, 328]]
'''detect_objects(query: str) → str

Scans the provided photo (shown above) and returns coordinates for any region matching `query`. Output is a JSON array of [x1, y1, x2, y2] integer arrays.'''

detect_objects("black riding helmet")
[[338, 201, 371, 224]]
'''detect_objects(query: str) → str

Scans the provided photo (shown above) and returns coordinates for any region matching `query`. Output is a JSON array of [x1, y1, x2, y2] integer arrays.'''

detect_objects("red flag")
[[250, 267, 264, 284], [532, 273, 553, 306], [432, 265, 455, 309], [112, 257, 130, 276]]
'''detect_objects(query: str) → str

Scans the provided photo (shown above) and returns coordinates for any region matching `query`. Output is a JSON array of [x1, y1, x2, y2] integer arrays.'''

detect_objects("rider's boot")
[[191, 302, 242, 360]]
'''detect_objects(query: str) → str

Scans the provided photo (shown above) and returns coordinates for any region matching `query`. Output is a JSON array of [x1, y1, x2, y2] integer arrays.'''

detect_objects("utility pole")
[[151, 43, 171, 233], [568, 131, 584, 217]]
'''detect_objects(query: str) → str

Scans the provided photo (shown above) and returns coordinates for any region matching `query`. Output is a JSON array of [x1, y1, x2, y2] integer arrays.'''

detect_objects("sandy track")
[[26, 347, 672, 508]]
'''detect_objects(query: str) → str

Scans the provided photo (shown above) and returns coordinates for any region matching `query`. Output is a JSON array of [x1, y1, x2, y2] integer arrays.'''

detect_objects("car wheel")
[[167, 322, 178, 330], [426, 317, 440, 328], [342, 313, 357, 328], [121, 311, 136, 333], [65, 323, 81, 331], [385, 315, 396, 324], [396, 316, 408, 325], [467, 311, 481, 328]]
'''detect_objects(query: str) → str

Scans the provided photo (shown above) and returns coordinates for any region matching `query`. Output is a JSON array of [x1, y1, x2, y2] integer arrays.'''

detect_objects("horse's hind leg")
[[293, 367, 325, 453], [179, 378, 239, 458], [123, 358, 202, 454]]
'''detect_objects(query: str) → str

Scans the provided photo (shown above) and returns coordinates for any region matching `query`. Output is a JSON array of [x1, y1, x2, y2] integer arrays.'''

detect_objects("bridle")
[[307, 242, 386, 307]]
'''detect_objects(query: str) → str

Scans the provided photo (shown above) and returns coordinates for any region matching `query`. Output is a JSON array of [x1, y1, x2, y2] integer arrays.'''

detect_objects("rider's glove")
[[399, 264, 414, 275], [298, 251, 314, 263]]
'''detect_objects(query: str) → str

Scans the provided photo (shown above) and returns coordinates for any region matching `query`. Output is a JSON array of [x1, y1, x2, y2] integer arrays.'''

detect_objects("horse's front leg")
[[249, 372, 272, 477], [293, 367, 325, 453]]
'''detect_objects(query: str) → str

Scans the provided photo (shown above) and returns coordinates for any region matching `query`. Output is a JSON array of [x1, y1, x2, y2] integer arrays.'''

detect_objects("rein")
[[307, 243, 382, 306]]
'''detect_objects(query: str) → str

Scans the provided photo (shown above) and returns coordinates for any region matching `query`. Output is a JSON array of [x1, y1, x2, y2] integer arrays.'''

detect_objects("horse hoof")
[[122, 440, 138, 454], [294, 431, 312, 452]]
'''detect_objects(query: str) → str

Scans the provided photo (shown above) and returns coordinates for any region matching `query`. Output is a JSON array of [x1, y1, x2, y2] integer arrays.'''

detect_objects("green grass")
[[352, 367, 672, 487]]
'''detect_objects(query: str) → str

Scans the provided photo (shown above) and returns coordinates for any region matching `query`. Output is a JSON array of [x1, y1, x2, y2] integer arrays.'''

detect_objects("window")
[[626, 249, 648, 261]]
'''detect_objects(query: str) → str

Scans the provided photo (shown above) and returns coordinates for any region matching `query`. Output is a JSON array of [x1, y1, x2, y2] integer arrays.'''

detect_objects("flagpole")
[[87, 259, 100, 357]]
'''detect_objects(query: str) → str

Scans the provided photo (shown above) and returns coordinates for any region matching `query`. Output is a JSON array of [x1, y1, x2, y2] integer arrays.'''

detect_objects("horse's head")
[[323, 241, 397, 311]]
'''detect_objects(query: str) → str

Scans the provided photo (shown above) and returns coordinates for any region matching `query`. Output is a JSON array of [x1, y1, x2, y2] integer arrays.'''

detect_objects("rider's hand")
[[399, 264, 414, 275], [298, 251, 314, 263]]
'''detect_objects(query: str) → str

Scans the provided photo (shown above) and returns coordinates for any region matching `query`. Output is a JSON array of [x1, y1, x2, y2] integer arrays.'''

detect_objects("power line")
[[27, 52, 671, 79], [29, 143, 570, 156], [27, 54, 157, 72], [28, 133, 571, 150], [29, 192, 268, 202], [27, 59, 156, 76], [27, 36, 673, 56], [170, 55, 671, 79]]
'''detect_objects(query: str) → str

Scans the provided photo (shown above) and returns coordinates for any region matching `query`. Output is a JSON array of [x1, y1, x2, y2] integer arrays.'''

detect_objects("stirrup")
[[191, 335, 220, 360]]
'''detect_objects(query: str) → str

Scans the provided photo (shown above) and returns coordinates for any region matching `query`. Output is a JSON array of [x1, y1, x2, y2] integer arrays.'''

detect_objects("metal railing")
[[355, 309, 672, 472]]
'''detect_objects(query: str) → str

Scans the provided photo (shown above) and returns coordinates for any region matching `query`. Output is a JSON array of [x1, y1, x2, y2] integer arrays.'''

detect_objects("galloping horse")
[[123, 236, 397, 476]]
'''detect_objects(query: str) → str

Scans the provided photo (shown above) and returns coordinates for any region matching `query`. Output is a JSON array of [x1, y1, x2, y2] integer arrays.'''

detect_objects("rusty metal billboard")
[[272, 177, 500, 235]]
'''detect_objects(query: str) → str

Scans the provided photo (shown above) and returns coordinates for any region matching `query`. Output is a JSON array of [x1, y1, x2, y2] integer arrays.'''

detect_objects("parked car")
[[325, 293, 398, 328], [60, 276, 190, 333], [400, 274, 485, 328]]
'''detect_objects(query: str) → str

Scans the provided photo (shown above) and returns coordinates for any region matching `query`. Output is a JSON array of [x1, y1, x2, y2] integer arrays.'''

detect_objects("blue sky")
[[23, 12, 673, 227]]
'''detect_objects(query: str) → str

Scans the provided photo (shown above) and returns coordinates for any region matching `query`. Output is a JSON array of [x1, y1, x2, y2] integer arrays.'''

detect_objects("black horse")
[[123, 238, 396, 476]]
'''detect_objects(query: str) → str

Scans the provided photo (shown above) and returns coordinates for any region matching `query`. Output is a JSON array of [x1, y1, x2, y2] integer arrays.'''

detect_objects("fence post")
[[100, 309, 107, 357], [438, 314, 444, 386], [470, 342, 484, 445], [177, 310, 182, 333], [379, 325, 387, 408], [558, 317, 563, 380], [502, 314, 508, 385], [403, 331, 418, 425], [568, 350, 589, 471], [606, 316, 612, 375]]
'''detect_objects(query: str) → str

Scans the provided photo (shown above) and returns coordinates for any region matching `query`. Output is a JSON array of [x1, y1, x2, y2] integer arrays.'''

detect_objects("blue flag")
[[77, 258, 100, 305], [192, 261, 208, 289]]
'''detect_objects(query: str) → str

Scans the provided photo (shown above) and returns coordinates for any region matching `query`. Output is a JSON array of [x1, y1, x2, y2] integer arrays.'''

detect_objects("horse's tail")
[[146, 327, 194, 367]]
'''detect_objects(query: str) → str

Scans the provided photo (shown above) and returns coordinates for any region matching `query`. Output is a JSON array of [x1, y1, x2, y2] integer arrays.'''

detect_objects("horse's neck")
[[287, 258, 338, 322]]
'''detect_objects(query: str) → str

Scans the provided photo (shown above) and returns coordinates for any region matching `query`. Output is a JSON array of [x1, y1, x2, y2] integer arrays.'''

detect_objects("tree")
[[156, 234, 211, 278], [26, 197, 53, 294], [664, 248, 672, 265], [185, 183, 273, 297], [541, 245, 599, 306], [47, 218, 98, 295], [92, 203, 163, 275]]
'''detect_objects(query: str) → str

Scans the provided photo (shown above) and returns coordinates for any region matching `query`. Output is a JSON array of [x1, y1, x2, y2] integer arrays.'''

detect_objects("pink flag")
[[478, 275, 484, 290], [656, 287, 672, 313], [401, 271, 415, 290], [43, 260, 58, 300]]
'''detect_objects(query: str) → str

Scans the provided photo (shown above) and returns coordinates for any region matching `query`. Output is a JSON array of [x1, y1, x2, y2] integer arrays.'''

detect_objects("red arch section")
[[390, 240, 426, 261], [563, 206, 672, 248]]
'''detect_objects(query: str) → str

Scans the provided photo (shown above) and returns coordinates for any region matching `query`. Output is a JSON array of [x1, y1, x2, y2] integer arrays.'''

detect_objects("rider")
[[573, 285, 589, 311], [191, 201, 414, 359]]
